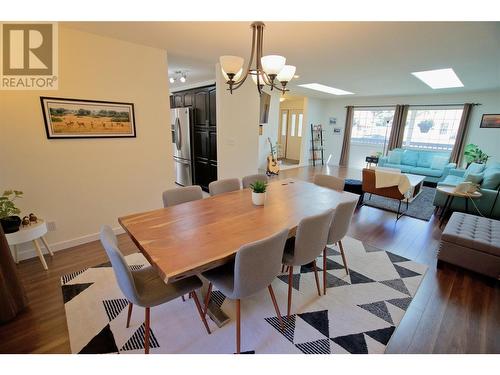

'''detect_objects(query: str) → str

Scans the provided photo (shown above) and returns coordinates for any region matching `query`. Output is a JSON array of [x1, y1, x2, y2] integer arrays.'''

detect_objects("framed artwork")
[[480, 114, 500, 129], [40, 97, 136, 138]]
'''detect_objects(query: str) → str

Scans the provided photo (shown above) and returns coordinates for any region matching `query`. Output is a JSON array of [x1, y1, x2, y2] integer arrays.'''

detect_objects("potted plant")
[[249, 180, 267, 206], [463, 144, 489, 168], [0, 190, 23, 233], [417, 119, 434, 133]]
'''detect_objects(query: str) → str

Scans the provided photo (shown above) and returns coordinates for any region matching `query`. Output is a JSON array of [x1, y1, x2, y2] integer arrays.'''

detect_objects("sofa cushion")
[[439, 175, 464, 187], [401, 150, 418, 166], [431, 155, 450, 170], [464, 162, 486, 177], [482, 168, 500, 189], [388, 150, 403, 164], [416, 152, 434, 168], [465, 172, 484, 184], [442, 213, 500, 257], [409, 166, 443, 178]]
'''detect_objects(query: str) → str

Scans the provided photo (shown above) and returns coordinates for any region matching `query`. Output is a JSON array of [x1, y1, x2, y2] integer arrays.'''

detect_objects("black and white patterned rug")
[[61, 236, 427, 354]]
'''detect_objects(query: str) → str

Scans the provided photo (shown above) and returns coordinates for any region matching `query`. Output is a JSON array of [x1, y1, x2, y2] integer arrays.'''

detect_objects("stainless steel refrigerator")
[[171, 108, 193, 186]]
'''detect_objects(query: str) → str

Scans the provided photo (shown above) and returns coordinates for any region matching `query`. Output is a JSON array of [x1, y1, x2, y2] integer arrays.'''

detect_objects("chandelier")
[[219, 22, 296, 95]]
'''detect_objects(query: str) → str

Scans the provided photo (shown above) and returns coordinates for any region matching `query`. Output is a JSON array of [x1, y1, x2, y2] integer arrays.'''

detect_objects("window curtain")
[[339, 106, 354, 167], [386, 104, 409, 153], [450, 103, 474, 165]]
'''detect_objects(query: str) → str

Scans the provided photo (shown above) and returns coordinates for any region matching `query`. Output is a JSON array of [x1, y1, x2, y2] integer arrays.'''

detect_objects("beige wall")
[[0, 26, 173, 260], [215, 64, 260, 179]]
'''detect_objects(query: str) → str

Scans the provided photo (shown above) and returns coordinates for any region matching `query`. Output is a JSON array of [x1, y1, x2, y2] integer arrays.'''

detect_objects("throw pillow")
[[430, 155, 449, 170], [416, 152, 434, 168], [465, 172, 484, 184], [401, 150, 418, 166], [482, 169, 500, 189], [388, 150, 402, 164]]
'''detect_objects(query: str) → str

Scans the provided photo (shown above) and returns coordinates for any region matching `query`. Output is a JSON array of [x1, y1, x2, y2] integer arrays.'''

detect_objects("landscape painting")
[[40, 97, 136, 138], [480, 114, 500, 129]]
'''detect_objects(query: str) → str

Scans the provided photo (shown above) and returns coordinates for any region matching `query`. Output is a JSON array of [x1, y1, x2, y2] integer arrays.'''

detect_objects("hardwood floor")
[[1, 165, 498, 353]]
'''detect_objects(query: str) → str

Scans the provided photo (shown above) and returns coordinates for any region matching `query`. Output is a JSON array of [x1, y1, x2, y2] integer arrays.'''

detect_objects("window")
[[297, 113, 303, 137], [402, 107, 463, 151], [281, 111, 287, 136], [290, 113, 296, 136], [350, 108, 395, 145]]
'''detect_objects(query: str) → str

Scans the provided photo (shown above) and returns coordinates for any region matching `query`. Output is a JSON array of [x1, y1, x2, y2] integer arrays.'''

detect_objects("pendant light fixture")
[[219, 22, 296, 95]]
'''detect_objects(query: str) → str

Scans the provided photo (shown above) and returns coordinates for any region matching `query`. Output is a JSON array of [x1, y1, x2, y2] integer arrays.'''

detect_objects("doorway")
[[278, 108, 303, 165]]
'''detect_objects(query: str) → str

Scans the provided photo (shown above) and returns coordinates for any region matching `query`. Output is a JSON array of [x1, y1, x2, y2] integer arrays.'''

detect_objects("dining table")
[[118, 178, 359, 326]]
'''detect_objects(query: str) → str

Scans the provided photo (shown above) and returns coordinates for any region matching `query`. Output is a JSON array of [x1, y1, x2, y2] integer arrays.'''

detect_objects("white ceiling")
[[64, 22, 500, 98]]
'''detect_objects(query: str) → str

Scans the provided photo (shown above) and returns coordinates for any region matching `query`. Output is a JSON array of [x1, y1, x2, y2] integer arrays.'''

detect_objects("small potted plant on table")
[[0, 190, 23, 233], [249, 181, 267, 206]]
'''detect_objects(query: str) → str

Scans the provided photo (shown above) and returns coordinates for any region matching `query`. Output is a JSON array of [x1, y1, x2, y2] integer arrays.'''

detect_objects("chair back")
[[162, 185, 203, 207], [232, 228, 289, 299], [327, 199, 358, 244], [242, 174, 269, 189], [100, 225, 139, 305], [313, 174, 345, 191], [208, 178, 241, 196], [293, 209, 335, 265]]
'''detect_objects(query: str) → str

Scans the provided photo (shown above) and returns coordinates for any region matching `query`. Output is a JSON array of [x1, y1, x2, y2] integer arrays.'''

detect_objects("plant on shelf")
[[463, 144, 489, 167], [249, 180, 268, 206], [0, 190, 23, 234], [417, 119, 434, 133]]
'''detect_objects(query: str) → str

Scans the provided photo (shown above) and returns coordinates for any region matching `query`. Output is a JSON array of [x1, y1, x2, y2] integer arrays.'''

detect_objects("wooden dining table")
[[119, 178, 359, 325]]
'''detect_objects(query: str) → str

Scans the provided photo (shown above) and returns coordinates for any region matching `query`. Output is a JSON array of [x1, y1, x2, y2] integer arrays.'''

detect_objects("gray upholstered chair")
[[242, 174, 269, 189], [282, 209, 335, 317], [100, 225, 210, 354], [313, 174, 345, 191], [202, 228, 289, 354], [323, 198, 358, 294], [208, 178, 241, 196], [162, 185, 203, 207]]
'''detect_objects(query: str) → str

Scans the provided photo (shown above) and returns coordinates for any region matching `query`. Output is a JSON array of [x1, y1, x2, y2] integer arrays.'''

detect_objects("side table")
[[436, 186, 483, 228], [5, 219, 54, 270]]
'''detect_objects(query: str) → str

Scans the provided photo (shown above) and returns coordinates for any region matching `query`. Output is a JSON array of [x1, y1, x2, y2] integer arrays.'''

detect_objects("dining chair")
[[313, 174, 345, 191], [282, 209, 335, 318], [242, 174, 269, 189], [162, 185, 203, 207], [99, 225, 211, 354], [323, 198, 358, 294], [208, 178, 241, 196], [202, 228, 289, 354]]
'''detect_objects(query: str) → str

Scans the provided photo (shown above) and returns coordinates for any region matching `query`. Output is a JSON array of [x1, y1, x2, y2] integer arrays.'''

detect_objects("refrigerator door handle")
[[175, 117, 182, 150]]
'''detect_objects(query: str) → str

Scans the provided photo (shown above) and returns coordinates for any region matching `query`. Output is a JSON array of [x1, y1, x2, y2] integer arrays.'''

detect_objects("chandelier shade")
[[219, 22, 296, 95]]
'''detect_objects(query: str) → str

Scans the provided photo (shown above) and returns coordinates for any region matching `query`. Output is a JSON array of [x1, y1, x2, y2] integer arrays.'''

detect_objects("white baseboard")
[[12, 226, 125, 262]]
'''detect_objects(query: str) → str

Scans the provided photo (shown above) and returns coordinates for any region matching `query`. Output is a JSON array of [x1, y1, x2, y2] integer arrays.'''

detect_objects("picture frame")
[[479, 114, 500, 129], [40, 97, 136, 139]]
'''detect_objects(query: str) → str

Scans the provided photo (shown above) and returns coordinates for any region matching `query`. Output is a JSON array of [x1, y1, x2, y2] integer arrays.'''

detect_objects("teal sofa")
[[433, 162, 500, 219], [378, 148, 456, 183]]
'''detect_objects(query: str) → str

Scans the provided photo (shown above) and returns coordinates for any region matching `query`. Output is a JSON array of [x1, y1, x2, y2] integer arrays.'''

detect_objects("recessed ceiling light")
[[298, 83, 354, 95], [293, 74, 300, 79], [169, 77, 175, 84], [411, 68, 464, 89]]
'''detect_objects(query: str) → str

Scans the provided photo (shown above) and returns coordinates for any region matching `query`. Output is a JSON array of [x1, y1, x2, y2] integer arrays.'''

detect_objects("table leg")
[[197, 281, 230, 328], [40, 236, 54, 256], [465, 196, 468, 212], [439, 196, 454, 229], [13, 244, 19, 264], [33, 239, 48, 270], [439, 196, 451, 220]]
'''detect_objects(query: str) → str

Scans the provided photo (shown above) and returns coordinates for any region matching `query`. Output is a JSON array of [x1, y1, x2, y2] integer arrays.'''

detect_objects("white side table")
[[5, 219, 54, 270]]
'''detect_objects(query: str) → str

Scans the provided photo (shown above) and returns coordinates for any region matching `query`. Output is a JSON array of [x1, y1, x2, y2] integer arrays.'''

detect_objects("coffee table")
[[404, 173, 426, 202]]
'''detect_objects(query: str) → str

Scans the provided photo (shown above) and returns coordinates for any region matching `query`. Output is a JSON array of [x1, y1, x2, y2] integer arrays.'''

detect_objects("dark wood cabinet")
[[170, 85, 217, 191]]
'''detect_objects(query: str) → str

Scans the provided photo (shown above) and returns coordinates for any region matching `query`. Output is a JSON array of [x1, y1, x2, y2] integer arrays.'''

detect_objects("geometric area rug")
[[61, 236, 427, 354]]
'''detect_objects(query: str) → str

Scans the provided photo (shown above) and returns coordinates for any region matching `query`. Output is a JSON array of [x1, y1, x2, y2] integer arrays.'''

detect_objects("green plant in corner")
[[0, 190, 23, 219], [463, 144, 489, 167], [249, 180, 267, 194]]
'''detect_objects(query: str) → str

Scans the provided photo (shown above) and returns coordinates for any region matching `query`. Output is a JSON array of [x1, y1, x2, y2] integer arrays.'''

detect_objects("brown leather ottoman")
[[438, 212, 500, 279]]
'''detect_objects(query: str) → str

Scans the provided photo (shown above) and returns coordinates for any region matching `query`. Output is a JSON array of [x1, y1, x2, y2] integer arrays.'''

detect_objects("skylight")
[[298, 83, 354, 95], [411, 68, 464, 89]]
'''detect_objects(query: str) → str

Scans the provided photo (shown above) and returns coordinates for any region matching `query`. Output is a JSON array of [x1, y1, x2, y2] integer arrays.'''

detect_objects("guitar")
[[266, 137, 280, 176]]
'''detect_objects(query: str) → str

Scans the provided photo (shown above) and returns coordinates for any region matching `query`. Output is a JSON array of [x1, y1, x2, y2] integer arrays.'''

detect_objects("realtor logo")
[[1, 22, 58, 90]]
